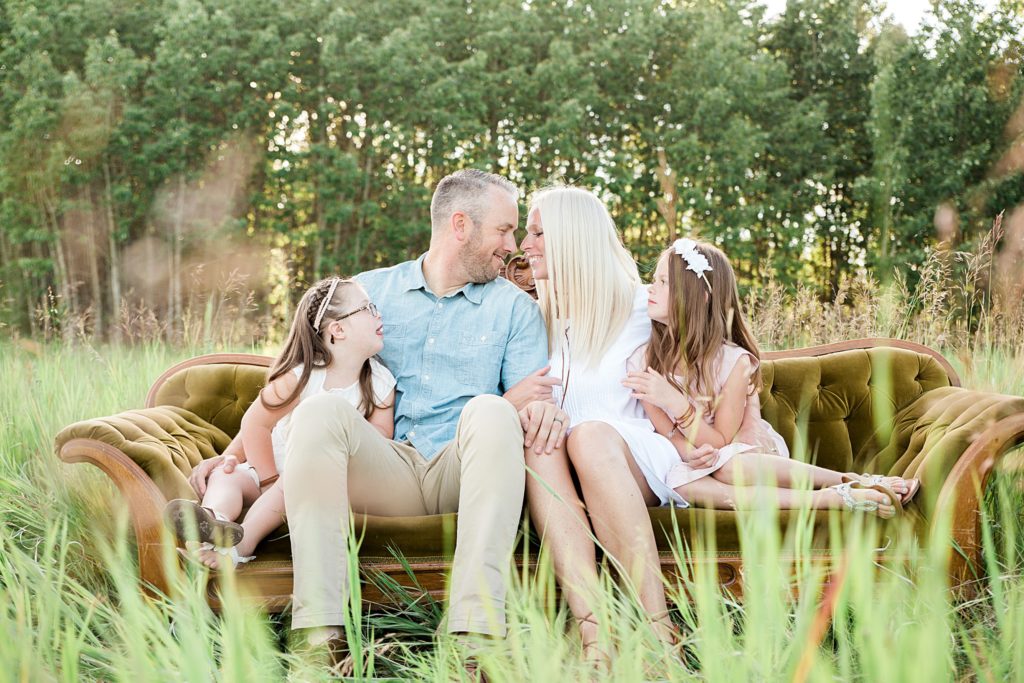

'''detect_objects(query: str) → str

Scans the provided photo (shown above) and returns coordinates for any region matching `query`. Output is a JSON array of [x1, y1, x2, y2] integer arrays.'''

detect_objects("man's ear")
[[451, 211, 470, 242]]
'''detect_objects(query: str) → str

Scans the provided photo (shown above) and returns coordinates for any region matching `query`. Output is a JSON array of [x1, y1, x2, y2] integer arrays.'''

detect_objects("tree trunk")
[[39, 191, 74, 340], [655, 148, 678, 242], [170, 172, 185, 342], [85, 185, 104, 340], [104, 159, 123, 344]]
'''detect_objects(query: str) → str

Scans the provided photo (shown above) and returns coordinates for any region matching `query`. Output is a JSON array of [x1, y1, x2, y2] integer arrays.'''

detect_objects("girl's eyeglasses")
[[337, 302, 379, 320]]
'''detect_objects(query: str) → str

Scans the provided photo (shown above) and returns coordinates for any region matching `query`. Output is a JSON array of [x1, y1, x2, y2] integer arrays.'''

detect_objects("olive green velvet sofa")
[[55, 339, 1024, 608]]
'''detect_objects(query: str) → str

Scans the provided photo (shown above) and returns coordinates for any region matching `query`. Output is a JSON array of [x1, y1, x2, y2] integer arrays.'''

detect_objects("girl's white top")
[[268, 357, 395, 473]]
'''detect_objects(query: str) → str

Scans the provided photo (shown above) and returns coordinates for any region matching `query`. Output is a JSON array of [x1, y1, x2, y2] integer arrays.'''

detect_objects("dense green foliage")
[[1, 0, 1022, 340]]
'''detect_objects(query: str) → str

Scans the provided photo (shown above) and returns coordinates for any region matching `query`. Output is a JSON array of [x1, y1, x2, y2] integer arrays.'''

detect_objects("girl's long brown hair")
[[645, 242, 761, 409], [261, 277, 383, 419]]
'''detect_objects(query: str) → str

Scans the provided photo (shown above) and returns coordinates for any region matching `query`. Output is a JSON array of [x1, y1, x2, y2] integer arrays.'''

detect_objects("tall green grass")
[[1, 340, 1023, 681]]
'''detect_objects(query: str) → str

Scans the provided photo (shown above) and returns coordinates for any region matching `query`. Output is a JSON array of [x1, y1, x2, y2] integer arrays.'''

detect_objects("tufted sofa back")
[[147, 354, 271, 440], [147, 345, 957, 475], [758, 345, 954, 472]]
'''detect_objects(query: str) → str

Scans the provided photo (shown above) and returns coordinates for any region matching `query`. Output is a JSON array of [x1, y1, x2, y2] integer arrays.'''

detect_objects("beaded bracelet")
[[671, 405, 696, 434]]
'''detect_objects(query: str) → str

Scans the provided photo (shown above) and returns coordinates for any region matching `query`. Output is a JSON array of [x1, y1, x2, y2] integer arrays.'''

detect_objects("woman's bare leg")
[[525, 444, 603, 653], [567, 422, 675, 643]]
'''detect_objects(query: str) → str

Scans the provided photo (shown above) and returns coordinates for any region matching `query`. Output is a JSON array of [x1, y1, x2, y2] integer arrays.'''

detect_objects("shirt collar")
[[399, 252, 485, 304]]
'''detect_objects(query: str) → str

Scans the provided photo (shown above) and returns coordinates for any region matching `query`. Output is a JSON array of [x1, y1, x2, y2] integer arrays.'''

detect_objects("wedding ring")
[[552, 416, 564, 424]]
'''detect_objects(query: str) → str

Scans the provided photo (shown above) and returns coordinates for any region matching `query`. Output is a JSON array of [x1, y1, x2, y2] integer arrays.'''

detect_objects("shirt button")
[[409, 430, 416, 437], [428, 338, 435, 344], [424, 375, 430, 381], [437, 302, 443, 309]]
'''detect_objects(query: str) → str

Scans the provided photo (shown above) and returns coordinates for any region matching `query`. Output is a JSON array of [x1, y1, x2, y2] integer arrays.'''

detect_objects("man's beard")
[[459, 227, 501, 284]]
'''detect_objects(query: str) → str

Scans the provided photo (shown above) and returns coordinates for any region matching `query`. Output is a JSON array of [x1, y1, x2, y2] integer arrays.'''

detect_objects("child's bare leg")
[[196, 479, 286, 569], [714, 452, 911, 497], [675, 475, 896, 516], [236, 479, 286, 557], [712, 452, 845, 489], [200, 466, 261, 521]]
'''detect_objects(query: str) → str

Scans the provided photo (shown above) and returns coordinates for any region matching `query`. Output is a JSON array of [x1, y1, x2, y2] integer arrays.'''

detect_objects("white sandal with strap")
[[842, 472, 920, 505], [177, 543, 255, 570], [828, 482, 900, 519]]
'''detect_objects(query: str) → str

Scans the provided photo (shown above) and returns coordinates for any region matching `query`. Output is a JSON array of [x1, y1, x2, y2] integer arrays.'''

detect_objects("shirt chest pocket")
[[381, 323, 414, 367], [455, 329, 503, 392]]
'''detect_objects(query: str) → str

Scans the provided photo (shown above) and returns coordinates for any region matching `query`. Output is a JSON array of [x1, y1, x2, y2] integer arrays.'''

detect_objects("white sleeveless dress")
[[550, 287, 687, 507]]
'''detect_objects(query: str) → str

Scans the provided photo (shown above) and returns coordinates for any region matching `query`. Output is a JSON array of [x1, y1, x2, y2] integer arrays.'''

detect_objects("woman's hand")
[[622, 367, 689, 418], [519, 400, 569, 455]]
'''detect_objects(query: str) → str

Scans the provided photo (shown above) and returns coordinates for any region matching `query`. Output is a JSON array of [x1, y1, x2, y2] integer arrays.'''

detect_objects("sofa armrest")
[[59, 438, 173, 594], [55, 406, 232, 595], [934, 414, 1024, 587], [859, 386, 1024, 502], [55, 406, 233, 501], [855, 386, 1024, 589]]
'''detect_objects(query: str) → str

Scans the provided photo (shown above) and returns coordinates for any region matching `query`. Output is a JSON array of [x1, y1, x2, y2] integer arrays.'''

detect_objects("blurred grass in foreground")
[[1, 337, 1022, 680]]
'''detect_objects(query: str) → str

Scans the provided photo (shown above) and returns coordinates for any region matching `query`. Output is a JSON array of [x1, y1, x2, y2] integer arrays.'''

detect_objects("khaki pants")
[[283, 393, 525, 636]]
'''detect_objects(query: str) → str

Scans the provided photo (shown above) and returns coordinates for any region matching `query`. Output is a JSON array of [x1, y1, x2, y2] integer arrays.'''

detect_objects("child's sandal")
[[841, 472, 920, 506], [829, 482, 901, 519], [164, 498, 244, 546], [177, 543, 255, 571]]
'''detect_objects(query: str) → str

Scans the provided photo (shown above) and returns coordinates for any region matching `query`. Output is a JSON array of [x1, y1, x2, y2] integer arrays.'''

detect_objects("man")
[[283, 169, 568, 649]]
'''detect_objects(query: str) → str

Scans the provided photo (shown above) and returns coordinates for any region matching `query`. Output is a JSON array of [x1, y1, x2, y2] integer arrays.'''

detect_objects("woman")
[[520, 186, 693, 658]]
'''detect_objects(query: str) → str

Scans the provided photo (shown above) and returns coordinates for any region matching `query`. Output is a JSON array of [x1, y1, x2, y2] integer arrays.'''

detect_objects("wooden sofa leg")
[[59, 438, 172, 597]]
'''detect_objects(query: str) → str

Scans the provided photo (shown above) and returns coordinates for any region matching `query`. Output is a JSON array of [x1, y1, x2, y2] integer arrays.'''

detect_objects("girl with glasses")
[[165, 277, 395, 568]]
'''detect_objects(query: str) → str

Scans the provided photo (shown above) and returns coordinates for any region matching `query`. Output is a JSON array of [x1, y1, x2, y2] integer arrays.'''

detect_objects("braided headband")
[[673, 238, 713, 292], [313, 277, 341, 332]]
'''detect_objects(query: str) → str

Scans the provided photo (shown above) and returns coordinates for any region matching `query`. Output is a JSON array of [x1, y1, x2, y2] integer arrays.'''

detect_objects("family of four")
[[166, 170, 919, 661]]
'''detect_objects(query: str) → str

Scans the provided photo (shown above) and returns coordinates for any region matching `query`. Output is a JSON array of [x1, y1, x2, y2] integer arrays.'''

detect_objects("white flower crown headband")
[[672, 238, 713, 292]]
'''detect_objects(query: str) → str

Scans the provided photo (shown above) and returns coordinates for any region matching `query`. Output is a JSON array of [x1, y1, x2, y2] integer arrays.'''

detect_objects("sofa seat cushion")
[[247, 506, 913, 564], [55, 406, 231, 502]]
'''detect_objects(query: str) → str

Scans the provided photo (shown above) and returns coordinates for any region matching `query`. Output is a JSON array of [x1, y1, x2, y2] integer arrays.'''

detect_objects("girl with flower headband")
[[164, 277, 395, 568], [622, 239, 920, 515]]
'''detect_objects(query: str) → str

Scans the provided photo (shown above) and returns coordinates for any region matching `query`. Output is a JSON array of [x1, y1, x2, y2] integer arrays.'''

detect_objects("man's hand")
[[622, 367, 688, 417], [188, 455, 225, 498], [519, 400, 569, 455], [682, 443, 718, 470], [503, 366, 562, 412]]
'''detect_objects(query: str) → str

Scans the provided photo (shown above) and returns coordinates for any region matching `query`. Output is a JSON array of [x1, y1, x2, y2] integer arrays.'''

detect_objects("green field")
[[1, 339, 1022, 681]]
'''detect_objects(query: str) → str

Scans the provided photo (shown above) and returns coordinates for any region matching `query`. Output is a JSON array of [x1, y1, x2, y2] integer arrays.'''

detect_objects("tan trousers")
[[283, 393, 525, 636]]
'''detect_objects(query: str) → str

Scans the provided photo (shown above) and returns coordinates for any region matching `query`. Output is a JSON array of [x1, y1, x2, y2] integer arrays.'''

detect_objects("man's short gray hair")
[[430, 169, 518, 232]]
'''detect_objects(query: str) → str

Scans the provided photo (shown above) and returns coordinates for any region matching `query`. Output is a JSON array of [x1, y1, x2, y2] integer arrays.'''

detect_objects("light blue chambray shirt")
[[356, 254, 548, 459]]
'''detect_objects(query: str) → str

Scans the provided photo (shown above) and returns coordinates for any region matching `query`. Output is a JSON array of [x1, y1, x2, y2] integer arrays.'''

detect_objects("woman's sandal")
[[828, 481, 902, 518], [574, 613, 612, 668], [176, 543, 255, 571], [842, 472, 921, 506], [164, 499, 244, 546]]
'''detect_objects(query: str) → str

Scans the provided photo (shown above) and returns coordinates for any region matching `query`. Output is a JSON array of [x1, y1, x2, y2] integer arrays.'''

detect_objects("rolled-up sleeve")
[[500, 295, 548, 392]]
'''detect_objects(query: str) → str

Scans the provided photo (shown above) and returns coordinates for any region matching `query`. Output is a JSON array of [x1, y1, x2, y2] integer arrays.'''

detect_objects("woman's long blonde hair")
[[530, 186, 640, 366]]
